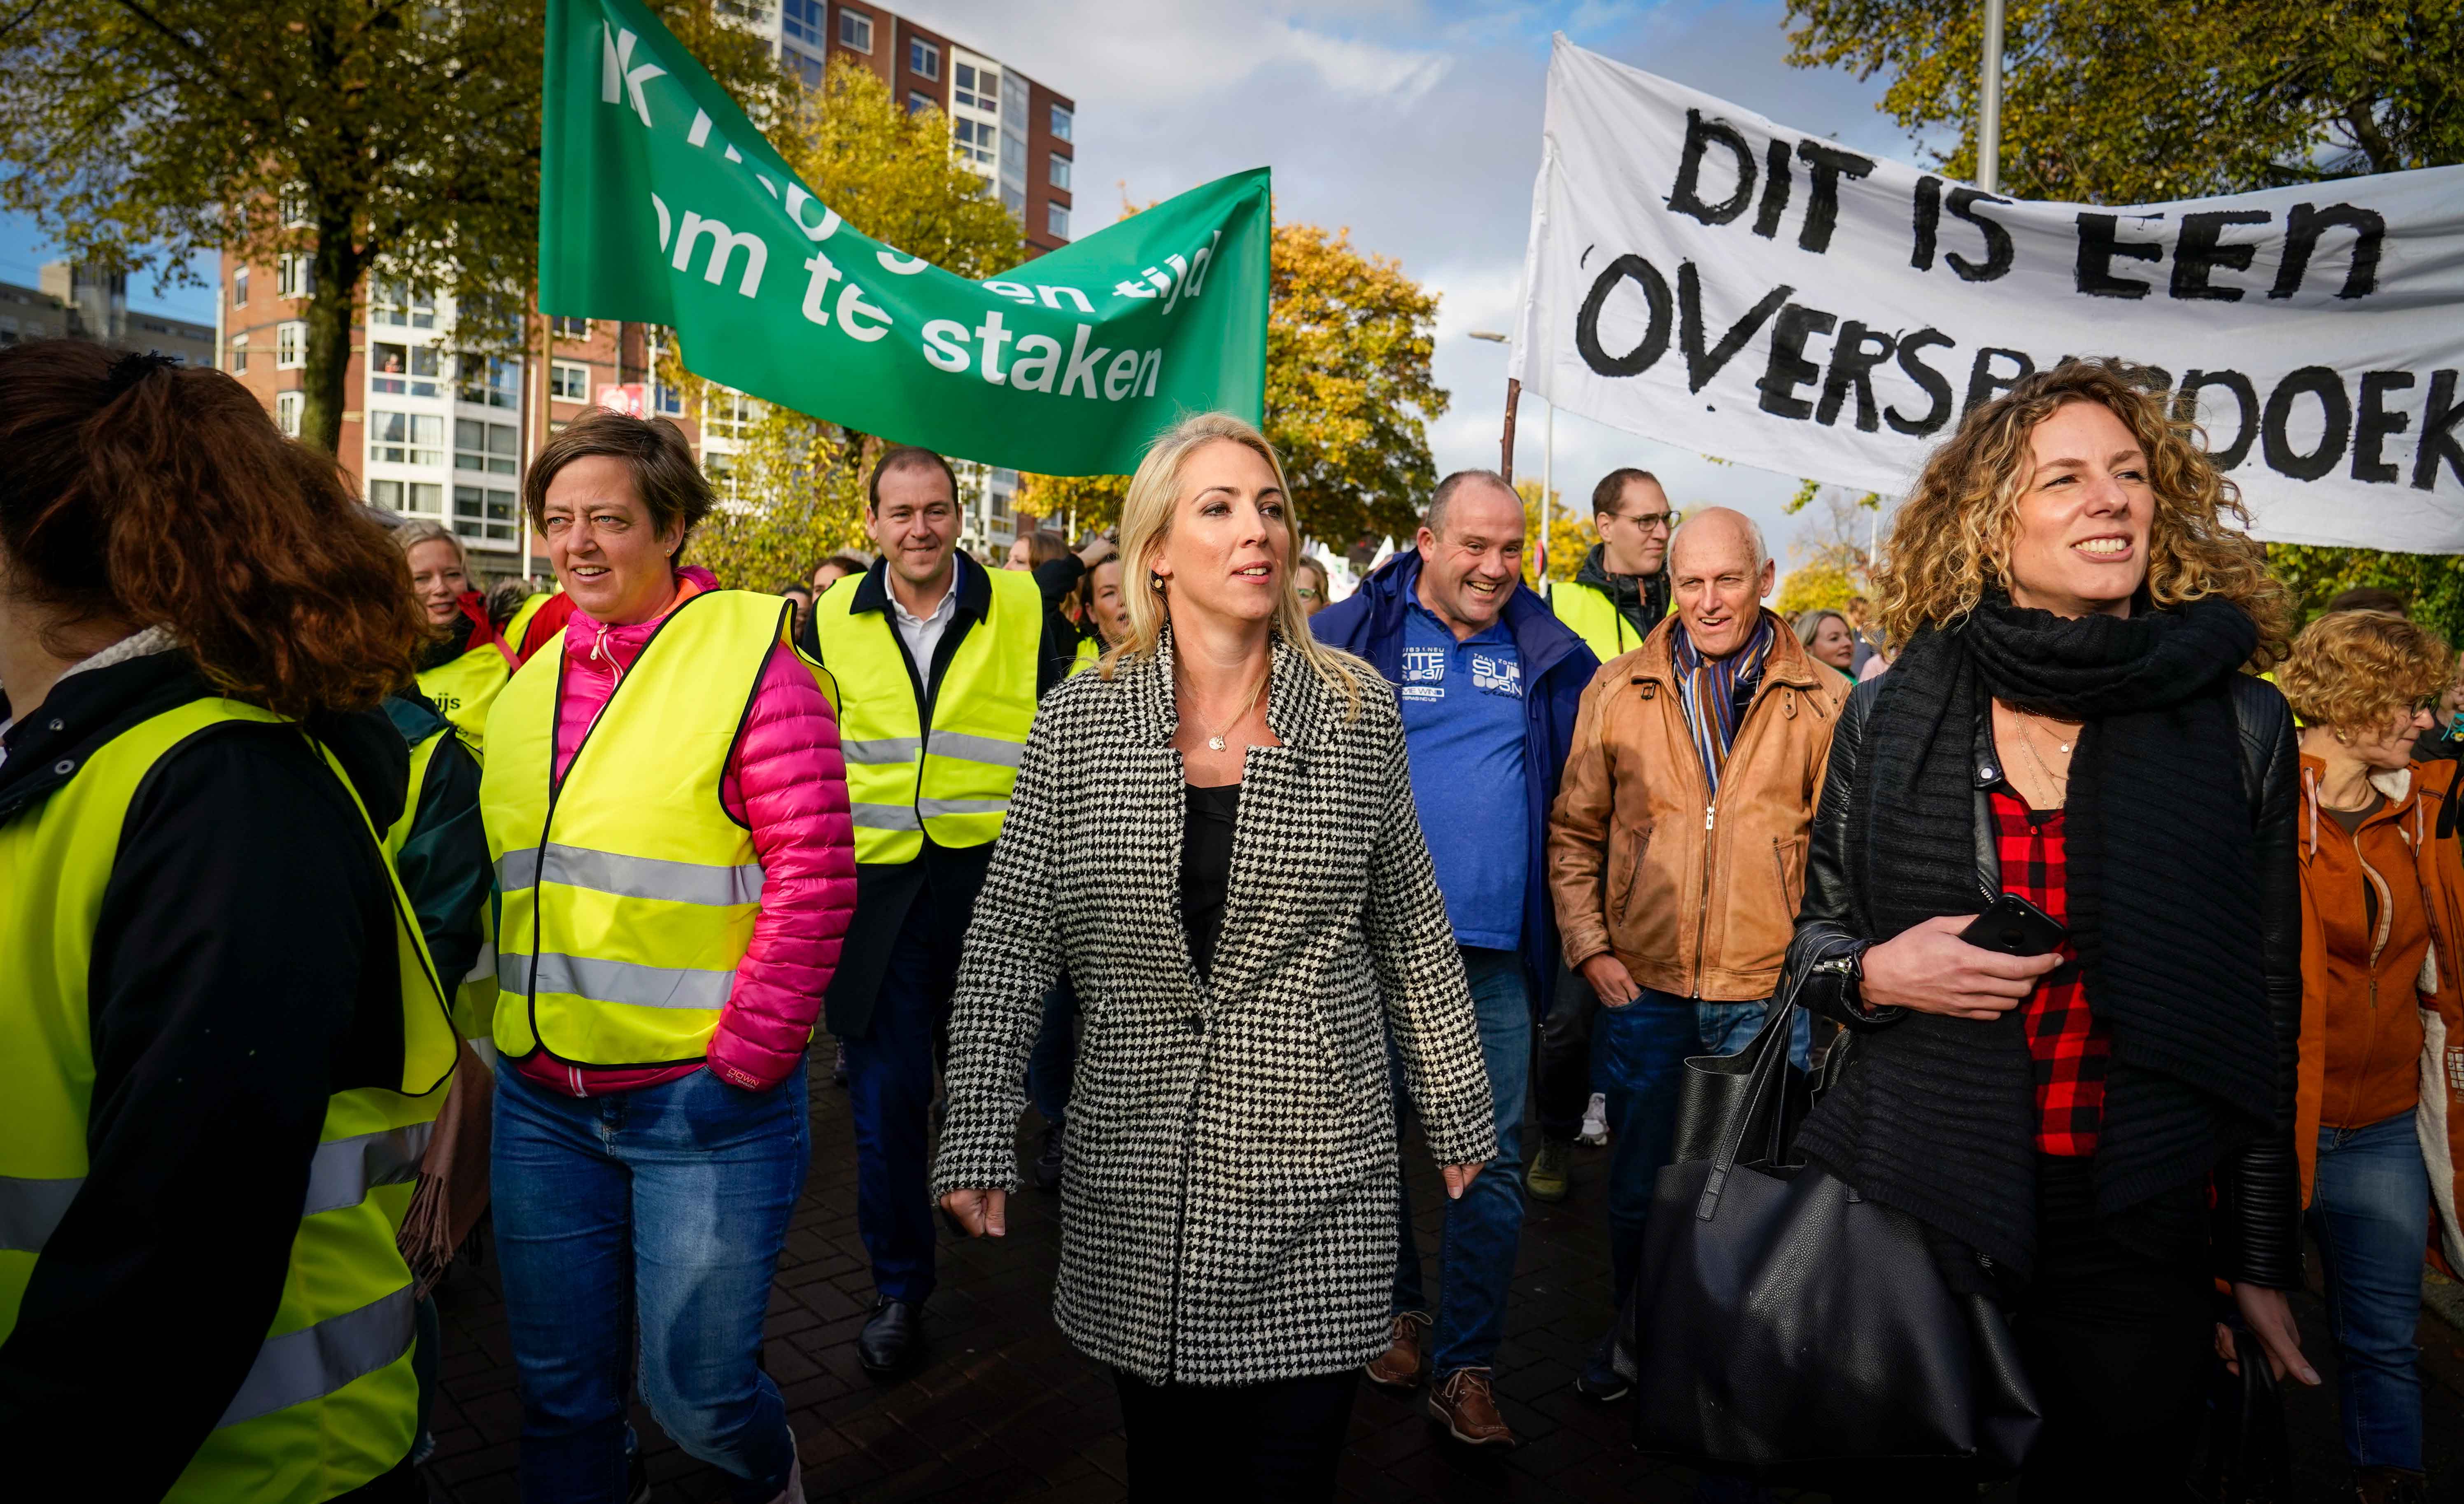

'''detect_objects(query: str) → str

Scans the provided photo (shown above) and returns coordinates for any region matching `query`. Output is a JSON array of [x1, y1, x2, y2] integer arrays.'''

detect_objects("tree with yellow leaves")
[[1516, 480, 1591, 587], [1020, 219, 1448, 549]]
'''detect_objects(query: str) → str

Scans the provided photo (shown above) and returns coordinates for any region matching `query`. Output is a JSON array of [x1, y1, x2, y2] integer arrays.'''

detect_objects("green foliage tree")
[[0, 0, 782, 455], [1019, 218, 1449, 550], [1786, 0, 2464, 638], [666, 55, 1028, 583]]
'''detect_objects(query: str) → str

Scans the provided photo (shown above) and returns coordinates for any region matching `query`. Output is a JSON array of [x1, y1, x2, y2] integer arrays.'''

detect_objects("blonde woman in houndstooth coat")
[[933, 411, 1497, 1499]]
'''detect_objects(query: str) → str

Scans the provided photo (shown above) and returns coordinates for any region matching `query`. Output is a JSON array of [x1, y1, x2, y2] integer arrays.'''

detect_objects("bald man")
[[1544, 506, 1851, 1401]]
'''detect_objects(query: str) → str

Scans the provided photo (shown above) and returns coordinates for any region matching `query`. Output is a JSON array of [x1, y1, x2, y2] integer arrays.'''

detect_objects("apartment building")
[[0, 260, 213, 364], [218, 3, 1068, 574]]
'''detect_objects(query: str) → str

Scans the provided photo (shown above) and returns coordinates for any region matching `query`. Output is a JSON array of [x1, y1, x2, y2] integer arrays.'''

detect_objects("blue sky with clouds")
[[1, 0, 1930, 565]]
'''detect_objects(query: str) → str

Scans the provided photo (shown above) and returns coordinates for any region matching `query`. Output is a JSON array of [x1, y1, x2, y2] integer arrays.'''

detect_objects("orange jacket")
[[2294, 755, 2464, 1274]]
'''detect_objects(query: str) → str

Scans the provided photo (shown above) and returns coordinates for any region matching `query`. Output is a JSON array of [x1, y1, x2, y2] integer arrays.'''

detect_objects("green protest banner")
[[541, 0, 1270, 476]]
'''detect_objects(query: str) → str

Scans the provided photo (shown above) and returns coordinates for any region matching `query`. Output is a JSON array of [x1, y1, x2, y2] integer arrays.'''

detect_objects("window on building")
[[1046, 204, 1070, 241], [276, 392, 301, 438], [457, 354, 521, 409], [455, 418, 520, 475], [454, 484, 519, 542], [233, 266, 249, 306], [716, 0, 775, 25], [788, 48, 823, 89], [703, 389, 760, 442], [550, 315, 590, 339], [371, 341, 441, 397], [908, 90, 932, 114], [837, 7, 870, 51], [551, 360, 590, 400], [1049, 154, 1071, 191], [275, 321, 305, 368], [279, 182, 310, 227], [370, 280, 435, 329], [1051, 104, 1073, 142], [953, 62, 997, 111], [369, 410, 444, 465], [227, 333, 249, 373], [909, 38, 939, 79], [953, 117, 997, 166], [781, 0, 823, 47], [275, 254, 311, 299], [369, 479, 444, 516]]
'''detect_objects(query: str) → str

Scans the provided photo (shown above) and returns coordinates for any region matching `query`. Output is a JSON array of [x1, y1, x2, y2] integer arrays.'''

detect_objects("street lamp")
[[1469, 331, 1552, 578]]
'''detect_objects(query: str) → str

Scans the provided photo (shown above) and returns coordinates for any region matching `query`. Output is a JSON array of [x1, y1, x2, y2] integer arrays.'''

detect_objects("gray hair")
[[1424, 468, 1518, 539]]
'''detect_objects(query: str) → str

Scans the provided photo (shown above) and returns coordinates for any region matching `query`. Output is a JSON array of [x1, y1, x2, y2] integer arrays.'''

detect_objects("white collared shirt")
[[888, 568, 960, 678]]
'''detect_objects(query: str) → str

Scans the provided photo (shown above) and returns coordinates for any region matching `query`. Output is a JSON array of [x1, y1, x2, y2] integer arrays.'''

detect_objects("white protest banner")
[[1509, 36, 2464, 551]]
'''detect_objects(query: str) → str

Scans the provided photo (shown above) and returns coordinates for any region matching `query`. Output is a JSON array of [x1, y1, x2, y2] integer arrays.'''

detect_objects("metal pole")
[[1501, 378, 1520, 485], [1977, 0, 2005, 194]]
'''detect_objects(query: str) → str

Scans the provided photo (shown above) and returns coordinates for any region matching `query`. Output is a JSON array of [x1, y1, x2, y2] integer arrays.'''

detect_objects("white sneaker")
[[1578, 1092, 1609, 1145]]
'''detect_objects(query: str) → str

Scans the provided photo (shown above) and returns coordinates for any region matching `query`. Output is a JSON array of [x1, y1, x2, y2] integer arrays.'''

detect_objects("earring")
[[1150, 573, 1167, 593]]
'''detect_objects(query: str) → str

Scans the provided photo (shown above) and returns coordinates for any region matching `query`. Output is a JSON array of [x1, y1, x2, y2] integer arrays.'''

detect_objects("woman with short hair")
[[2277, 609, 2464, 1504], [1786, 359, 2312, 1497], [933, 411, 1496, 1500], [482, 409, 854, 1504], [0, 340, 456, 1502], [1792, 607, 1856, 680]]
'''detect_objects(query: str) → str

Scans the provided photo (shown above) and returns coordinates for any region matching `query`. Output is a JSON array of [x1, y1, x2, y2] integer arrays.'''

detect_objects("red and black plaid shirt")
[[1989, 788, 2110, 1157]]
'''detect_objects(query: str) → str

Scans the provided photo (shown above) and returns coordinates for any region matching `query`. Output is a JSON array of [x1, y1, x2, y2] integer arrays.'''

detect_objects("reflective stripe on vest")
[[0, 697, 453, 1504], [480, 589, 807, 1066], [812, 567, 1041, 865], [1548, 579, 1645, 662], [415, 592, 551, 761]]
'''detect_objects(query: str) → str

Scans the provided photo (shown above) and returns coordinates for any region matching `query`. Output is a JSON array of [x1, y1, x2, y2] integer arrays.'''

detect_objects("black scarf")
[[1804, 592, 2273, 1276]]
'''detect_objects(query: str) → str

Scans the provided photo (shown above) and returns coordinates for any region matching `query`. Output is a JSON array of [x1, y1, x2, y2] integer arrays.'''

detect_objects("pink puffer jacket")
[[513, 568, 856, 1095]]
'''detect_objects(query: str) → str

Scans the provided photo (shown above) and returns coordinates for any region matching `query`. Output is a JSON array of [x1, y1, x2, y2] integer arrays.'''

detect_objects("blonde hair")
[[1872, 358, 2296, 665], [1104, 411, 1377, 711], [2277, 609, 2450, 738], [390, 518, 466, 566]]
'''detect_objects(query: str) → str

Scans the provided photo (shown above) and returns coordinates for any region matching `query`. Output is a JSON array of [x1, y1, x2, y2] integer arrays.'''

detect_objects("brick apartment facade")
[[215, 1, 1074, 578]]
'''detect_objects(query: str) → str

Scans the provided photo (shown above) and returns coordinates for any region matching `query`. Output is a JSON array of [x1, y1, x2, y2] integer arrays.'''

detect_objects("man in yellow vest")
[[1529, 468, 1683, 1206], [800, 446, 1077, 1376]]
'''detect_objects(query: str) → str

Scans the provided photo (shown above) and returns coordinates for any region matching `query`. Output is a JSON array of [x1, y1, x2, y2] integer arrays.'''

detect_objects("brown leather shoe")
[[1427, 1366, 1515, 1446], [1364, 1312, 1428, 1389]]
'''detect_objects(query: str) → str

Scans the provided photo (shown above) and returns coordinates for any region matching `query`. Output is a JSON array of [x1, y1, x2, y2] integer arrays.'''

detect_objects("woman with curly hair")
[[1786, 358, 2314, 1498], [2278, 610, 2463, 1504]]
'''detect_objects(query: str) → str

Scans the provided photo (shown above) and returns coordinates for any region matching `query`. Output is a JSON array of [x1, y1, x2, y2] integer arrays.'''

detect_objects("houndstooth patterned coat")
[[930, 628, 1498, 1386]]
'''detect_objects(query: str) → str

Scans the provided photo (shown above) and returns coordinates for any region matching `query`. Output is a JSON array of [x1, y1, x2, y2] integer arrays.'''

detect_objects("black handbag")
[[1622, 978, 2043, 1488], [2198, 1325, 2291, 1502]]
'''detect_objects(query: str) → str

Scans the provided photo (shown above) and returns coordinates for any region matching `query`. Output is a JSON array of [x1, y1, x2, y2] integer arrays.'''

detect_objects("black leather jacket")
[[1787, 670, 2305, 1288]]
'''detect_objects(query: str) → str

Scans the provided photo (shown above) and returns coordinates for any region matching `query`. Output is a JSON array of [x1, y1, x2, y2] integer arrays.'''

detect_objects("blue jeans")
[[492, 1059, 808, 1504], [2311, 1110, 2431, 1471], [1594, 988, 1804, 1303], [1391, 946, 1530, 1376], [1028, 975, 1079, 1124]]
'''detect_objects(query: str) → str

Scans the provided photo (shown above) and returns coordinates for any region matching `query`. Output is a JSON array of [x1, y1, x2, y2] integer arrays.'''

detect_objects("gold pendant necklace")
[[1191, 672, 1266, 753]]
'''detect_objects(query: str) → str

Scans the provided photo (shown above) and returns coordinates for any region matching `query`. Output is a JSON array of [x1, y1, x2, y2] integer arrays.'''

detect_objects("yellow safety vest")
[[415, 592, 552, 762], [0, 697, 456, 1504], [1547, 578, 1648, 661], [383, 715, 497, 1041], [811, 566, 1042, 865], [1069, 634, 1101, 676], [483, 590, 807, 1066]]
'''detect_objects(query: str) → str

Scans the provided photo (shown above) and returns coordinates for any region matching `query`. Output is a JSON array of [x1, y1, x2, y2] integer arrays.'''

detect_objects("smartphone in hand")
[[1959, 892, 2068, 957]]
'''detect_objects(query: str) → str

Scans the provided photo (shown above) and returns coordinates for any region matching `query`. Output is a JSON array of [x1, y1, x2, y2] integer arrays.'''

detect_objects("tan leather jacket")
[[1546, 615, 1849, 1001]]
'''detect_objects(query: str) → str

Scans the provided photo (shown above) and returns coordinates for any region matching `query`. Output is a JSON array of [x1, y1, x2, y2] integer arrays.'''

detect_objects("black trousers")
[[1114, 1366, 1359, 1502], [1836, 1159, 2213, 1503], [1534, 963, 1596, 1140]]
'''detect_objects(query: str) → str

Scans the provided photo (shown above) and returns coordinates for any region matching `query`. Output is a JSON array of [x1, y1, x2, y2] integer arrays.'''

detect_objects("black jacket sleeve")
[[1786, 679, 1900, 1028], [1032, 555, 1091, 699], [395, 731, 489, 990], [0, 724, 401, 1496], [2213, 675, 2305, 1289]]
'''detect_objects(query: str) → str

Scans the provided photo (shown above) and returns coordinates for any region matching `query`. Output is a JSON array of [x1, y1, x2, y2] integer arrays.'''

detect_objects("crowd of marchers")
[[2, 336, 2459, 1504]]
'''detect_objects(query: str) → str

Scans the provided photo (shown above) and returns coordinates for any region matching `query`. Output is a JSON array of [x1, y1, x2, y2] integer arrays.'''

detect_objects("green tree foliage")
[[667, 56, 1030, 584], [1019, 219, 1449, 549], [1786, 0, 2464, 638], [0, 0, 782, 455]]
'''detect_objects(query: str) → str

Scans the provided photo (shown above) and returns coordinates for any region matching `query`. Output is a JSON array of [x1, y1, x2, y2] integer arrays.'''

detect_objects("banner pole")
[[1977, 0, 2004, 194], [1501, 378, 1520, 484]]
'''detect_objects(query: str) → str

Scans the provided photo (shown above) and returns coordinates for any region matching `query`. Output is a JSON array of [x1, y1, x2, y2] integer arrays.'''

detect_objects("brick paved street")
[[421, 1050, 2464, 1503]]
